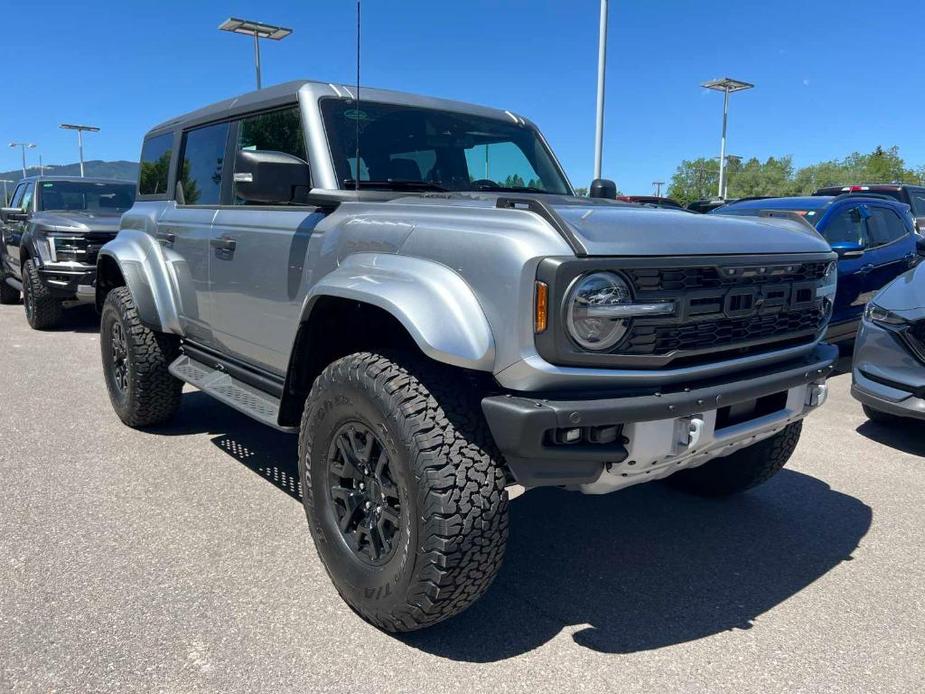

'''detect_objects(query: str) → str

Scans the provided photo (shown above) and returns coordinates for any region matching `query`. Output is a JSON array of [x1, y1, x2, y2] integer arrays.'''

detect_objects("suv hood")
[[393, 194, 833, 256], [873, 263, 925, 314], [33, 210, 122, 234], [551, 203, 832, 256]]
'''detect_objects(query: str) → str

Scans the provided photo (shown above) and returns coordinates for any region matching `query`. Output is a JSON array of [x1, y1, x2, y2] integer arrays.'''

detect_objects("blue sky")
[[4, 0, 923, 194]]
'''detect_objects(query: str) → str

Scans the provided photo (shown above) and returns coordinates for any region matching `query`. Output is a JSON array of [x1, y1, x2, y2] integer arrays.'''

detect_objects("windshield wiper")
[[343, 179, 448, 192]]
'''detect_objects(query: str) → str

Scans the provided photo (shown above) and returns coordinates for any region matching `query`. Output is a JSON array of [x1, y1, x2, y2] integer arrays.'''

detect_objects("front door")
[[158, 121, 230, 346], [206, 105, 322, 374], [1, 182, 28, 280]]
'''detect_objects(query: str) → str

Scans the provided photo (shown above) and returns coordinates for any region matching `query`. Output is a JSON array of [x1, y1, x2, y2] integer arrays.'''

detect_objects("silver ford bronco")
[[96, 80, 838, 632]]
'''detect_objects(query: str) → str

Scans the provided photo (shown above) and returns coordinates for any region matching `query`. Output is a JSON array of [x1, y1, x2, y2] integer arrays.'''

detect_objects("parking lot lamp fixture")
[[219, 17, 293, 90], [701, 78, 753, 199], [59, 124, 100, 177], [9, 142, 36, 178]]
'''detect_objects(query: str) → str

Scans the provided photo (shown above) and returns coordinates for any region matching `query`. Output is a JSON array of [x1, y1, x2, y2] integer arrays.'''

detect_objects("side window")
[[867, 207, 908, 247], [8, 183, 26, 209], [20, 182, 35, 212], [139, 133, 174, 196], [233, 106, 306, 205], [821, 206, 867, 246], [178, 122, 230, 206], [908, 189, 925, 216]]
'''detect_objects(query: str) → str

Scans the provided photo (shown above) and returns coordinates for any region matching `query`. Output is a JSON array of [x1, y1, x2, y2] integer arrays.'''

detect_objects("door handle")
[[155, 230, 176, 245], [857, 264, 875, 275], [210, 237, 237, 252]]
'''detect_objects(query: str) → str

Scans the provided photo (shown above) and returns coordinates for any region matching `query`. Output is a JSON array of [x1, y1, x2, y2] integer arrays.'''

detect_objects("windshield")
[[320, 99, 571, 194], [716, 204, 829, 228], [38, 180, 136, 212]]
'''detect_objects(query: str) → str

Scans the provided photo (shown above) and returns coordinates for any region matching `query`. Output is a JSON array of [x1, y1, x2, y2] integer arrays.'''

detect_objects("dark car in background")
[[713, 194, 924, 342], [813, 184, 925, 233], [0, 176, 135, 329]]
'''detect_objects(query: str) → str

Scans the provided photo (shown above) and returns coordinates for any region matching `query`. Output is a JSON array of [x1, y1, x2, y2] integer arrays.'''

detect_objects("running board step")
[[168, 355, 296, 433]]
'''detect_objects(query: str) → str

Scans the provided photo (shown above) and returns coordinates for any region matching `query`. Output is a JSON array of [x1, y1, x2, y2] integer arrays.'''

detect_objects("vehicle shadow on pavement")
[[151, 391, 302, 500], [401, 473, 871, 661], [855, 420, 925, 457], [156, 393, 872, 662]]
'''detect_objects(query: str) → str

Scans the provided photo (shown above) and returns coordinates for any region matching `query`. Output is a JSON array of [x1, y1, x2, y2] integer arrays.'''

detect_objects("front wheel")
[[299, 352, 509, 632], [665, 421, 803, 497], [100, 286, 182, 428], [22, 260, 63, 329]]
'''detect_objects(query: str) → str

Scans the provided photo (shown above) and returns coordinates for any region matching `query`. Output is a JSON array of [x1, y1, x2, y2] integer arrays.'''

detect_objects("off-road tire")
[[100, 286, 182, 428], [863, 404, 903, 425], [22, 260, 63, 329], [666, 421, 803, 497], [299, 352, 509, 632], [0, 276, 19, 304]]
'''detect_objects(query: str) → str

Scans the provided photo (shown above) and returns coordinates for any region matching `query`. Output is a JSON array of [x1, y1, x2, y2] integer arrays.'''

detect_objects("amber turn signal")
[[534, 281, 548, 333]]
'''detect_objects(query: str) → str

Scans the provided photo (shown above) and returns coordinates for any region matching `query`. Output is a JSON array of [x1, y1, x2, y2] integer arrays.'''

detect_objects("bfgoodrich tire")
[[299, 352, 509, 632], [100, 286, 182, 428], [22, 260, 63, 329], [665, 421, 803, 497]]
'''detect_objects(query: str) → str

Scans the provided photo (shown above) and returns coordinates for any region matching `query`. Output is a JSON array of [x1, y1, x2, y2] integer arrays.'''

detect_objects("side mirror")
[[831, 240, 865, 259], [589, 178, 617, 199], [234, 150, 311, 205], [0, 207, 27, 223]]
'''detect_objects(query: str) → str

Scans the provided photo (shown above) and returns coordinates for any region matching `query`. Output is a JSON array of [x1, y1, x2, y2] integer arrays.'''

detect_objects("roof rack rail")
[[831, 192, 897, 202]]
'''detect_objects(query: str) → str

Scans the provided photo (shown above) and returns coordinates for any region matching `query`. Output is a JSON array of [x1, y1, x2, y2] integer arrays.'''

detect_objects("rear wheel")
[[299, 352, 509, 632], [100, 286, 182, 427], [666, 421, 802, 497], [0, 276, 19, 305], [22, 260, 63, 329]]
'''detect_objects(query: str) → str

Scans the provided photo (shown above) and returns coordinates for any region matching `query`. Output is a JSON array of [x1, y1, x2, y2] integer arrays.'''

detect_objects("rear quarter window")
[[138, 133, 174, 196]]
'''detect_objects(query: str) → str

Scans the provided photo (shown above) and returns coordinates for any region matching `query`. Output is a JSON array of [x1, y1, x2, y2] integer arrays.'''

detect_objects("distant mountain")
[[0, 160, 139, 184]]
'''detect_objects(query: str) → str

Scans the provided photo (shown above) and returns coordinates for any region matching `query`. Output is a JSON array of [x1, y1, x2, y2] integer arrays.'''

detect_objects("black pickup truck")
[[0, 176, 135, 328]]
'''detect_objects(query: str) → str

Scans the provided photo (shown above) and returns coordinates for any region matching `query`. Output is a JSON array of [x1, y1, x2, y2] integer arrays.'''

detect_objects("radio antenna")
[[354, 0, 361, 192]]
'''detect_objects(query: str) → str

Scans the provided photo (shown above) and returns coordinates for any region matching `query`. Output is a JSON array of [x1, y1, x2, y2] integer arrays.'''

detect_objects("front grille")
[[626, 261, 829, 292], [624, 307, 826, 355], [904, 321, 925, 363]]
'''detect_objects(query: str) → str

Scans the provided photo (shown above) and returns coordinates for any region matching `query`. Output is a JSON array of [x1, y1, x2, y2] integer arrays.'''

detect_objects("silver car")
[[852, 262, 925, 422]]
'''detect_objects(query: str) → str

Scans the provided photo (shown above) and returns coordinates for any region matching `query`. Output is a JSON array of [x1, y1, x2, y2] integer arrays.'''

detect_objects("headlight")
[[864, 303, 908, 327], [565, 272, 633, 350]]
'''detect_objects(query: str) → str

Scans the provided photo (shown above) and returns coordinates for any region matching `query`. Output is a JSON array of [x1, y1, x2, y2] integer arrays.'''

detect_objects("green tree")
[[667, 157, 719, 205]]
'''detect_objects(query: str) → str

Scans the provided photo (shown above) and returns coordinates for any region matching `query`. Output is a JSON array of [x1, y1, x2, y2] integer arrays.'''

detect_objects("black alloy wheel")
[[327, 422, 402, 565]]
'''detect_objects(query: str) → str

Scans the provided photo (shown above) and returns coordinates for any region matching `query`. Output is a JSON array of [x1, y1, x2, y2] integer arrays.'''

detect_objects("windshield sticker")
[[344, 109, 369, 121]]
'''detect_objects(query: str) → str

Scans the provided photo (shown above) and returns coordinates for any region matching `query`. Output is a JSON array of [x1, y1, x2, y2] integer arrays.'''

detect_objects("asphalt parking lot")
[[1, 303, 923, 694]]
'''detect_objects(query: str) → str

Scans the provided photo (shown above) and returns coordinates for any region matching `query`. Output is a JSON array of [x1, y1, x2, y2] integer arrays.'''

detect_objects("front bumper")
[[482, 343, 838, 489], [37, 263, 96, 302], [851, 320, 925, 421]]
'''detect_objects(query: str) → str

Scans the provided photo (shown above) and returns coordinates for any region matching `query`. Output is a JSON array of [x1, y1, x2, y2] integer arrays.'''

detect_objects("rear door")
[[156, 122, 231, 346], [208, 105, 326, 374], [865, 204, 917, 292]]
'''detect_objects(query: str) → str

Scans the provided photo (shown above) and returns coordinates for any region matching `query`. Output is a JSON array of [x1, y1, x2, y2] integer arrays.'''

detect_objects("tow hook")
[[806, 382, 828, 408], [675, 415, 704, 451]]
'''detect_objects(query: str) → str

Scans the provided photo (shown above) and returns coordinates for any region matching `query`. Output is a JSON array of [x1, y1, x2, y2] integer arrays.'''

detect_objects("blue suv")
[[713, 194, 925, 342]]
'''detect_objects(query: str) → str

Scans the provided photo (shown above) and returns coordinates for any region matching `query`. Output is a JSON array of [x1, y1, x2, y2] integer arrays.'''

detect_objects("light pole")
[[9, 142, 36, 178], [59, 123, 100, 177], [0, 179, 14, 205], [219, 17, 292, 90], [652, 180, 665, 197], [593, 0, 609, 180], [701, 77, 753, 199]]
